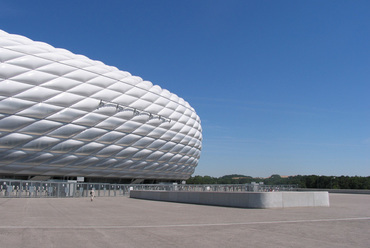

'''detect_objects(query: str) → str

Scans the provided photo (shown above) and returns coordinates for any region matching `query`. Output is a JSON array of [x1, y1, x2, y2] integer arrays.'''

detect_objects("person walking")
[[90, 189, 95, 201]]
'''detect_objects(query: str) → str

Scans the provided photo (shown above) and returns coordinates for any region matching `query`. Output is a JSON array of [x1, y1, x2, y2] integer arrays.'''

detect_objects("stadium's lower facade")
[[0, 30, 202, 182]]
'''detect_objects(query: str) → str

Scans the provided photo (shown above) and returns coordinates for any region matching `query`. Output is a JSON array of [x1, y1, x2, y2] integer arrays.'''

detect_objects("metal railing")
[[0, 180, 131, 198], [0, 179, 298, 198]]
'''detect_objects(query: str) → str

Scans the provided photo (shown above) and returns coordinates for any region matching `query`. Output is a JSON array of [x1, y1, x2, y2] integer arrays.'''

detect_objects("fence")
[[0, 179, 298, 198], [0, 180, 132, 198]]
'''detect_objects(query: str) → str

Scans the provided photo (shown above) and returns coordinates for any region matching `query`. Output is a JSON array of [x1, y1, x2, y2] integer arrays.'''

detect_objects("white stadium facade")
[[0, 30, 202, 183]]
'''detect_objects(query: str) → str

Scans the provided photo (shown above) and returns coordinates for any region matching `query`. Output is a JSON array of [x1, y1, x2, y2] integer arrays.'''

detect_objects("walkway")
[[0, 194, 369, 248]]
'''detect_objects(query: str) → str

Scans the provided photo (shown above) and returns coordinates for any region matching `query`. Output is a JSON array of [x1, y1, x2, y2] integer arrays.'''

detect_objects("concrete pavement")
[[0, 193, 369, 248]]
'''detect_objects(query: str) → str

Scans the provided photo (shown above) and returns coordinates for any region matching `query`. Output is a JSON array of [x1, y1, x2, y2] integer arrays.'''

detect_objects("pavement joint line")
[[1, 217, 369, 229]]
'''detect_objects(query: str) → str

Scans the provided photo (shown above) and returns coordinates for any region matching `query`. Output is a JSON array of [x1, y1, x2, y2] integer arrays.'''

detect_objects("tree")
[[186, 174, 370, 189]]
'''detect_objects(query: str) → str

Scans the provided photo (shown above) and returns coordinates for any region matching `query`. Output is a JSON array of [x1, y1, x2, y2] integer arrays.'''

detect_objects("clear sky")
[[1, 0, 369, 177]]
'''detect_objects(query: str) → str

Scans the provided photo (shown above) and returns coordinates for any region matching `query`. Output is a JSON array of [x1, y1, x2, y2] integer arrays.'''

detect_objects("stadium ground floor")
[[0, 173, 181, 184]]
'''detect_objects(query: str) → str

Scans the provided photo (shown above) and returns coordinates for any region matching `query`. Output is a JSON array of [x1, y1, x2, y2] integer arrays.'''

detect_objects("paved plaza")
[[0, 193, 369, 248]]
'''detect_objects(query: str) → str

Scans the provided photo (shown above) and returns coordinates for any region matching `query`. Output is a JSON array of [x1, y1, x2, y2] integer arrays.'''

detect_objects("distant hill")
[[220, 174, 253, 180], [186, 174, 370, 189]]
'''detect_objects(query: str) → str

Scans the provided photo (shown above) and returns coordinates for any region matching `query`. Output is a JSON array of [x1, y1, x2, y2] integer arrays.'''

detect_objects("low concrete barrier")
[[298, 188, 370, 194], [130, 190, 330, 208]]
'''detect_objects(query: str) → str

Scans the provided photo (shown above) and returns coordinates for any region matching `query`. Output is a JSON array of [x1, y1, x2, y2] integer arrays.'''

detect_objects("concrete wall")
[[130, 190, 330, 208], [298, 188, 370, 194]]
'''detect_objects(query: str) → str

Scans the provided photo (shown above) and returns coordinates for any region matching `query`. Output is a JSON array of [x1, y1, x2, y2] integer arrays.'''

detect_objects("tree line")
[[186, 174, 370, 189]]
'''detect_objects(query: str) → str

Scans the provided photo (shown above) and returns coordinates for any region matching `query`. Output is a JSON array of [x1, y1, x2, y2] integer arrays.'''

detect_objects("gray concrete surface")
[[130, 190, 330, 208], [0, 194, 369, 248]]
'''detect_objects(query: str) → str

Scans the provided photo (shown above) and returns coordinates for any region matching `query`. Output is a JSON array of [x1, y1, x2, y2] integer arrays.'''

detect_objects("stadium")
[[0, 30, 202, 183]]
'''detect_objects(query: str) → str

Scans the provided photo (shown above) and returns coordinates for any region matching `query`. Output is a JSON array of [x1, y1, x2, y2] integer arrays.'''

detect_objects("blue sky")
[[1, 0, 369, 177]]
